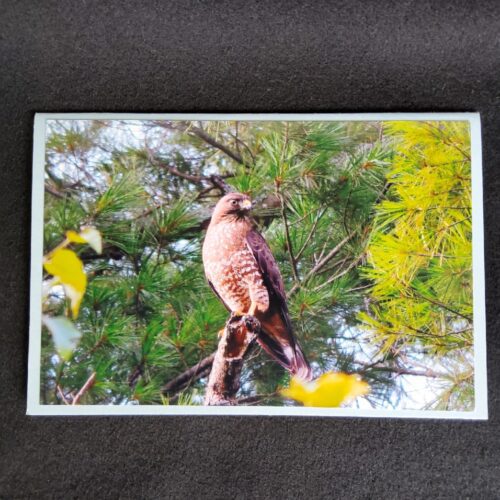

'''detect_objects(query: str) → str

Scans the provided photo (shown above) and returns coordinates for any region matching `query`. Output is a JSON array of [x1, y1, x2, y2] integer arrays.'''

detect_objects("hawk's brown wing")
[[246, 229, 312, 380]]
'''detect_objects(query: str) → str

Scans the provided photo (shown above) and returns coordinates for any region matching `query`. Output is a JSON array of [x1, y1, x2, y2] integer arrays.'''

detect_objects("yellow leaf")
[[44, 248, 87, 318], [66, 230, 87, 244], [66, 227, 102, 254], [281, 372, 370, 407]]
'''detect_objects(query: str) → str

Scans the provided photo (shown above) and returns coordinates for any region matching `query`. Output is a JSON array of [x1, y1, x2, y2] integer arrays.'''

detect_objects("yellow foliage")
[[281, 372, 369, 407], [66, 230, 88, 244], [66, 227, 103, 254], [44, 248, 87, 318], [361, 120, 473, 354]]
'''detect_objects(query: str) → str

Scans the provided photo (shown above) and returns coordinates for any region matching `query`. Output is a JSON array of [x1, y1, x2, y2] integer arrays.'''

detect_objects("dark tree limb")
[[188, 126, 246, 166], [151, 120, 247, 166], [144, 143, 235, 195], [45, 184, 65, 199], [353, 359, 448, 379], [204, 315, 260, 406], [161, 353, 215, 395], [208, 174, 234, 194], [276, 190, 300, 284]]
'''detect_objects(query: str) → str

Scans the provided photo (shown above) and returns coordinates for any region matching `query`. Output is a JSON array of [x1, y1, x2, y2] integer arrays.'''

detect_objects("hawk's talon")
[[243, 315, 261, 332]]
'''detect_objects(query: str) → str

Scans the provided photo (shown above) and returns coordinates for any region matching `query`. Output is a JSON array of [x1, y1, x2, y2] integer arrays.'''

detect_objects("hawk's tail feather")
[[257, 329, 313, 381], [292, 344, 313, 381]]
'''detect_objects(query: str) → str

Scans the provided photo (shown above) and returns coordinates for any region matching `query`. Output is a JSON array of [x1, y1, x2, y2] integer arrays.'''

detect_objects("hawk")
[[202, 192, 312, 380]]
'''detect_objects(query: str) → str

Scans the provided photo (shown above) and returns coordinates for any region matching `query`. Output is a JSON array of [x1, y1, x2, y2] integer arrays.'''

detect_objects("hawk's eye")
[[230, 200, 238, 206]]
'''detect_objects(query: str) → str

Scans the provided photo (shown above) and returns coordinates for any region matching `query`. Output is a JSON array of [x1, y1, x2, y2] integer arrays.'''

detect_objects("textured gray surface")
[[1, 1, 500, 498]]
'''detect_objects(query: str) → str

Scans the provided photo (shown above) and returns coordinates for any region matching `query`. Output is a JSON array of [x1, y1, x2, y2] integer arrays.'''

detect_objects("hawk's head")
[[212, 192, 253, 222]]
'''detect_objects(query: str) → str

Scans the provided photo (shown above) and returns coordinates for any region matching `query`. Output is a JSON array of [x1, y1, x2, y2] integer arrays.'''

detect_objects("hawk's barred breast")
[[203, 219, 269, 314]]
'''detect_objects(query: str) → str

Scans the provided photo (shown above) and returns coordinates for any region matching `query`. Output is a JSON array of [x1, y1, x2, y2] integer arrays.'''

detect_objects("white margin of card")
[[27, 112, 487, 419]]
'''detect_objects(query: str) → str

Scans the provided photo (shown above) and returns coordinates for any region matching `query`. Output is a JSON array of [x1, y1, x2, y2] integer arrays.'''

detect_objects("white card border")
[[27, 112, 487, 419]]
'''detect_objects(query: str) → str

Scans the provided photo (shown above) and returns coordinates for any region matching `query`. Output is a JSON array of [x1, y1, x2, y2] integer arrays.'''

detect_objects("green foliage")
[[40, 118, 475, 410]]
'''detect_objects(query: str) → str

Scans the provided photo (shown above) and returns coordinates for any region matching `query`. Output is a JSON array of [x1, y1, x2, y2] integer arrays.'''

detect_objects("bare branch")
[[71, 371, 97, 405], [236, 393, 279, 405], [354, 359, 448, 379], [289, 231, 356, 296], [161, 353, 215, 395], [145, 145, 234, 195], [314, 252, 365, 292], [295, 208, 327, 261], [204, 315, 260, 406], [45, 184, 65, 199], [151, 120, 247, 166], [277, 192, 300, 284], [56, 385, 71, 405], [188, 126, 246, 166]]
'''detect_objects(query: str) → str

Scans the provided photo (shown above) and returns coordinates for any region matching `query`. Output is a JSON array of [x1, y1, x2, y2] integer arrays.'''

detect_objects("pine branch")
[[411, 290, 473, 322], [45, 184, 65, 199], [314, 252, 365, 292], [289, 231, 357, 296], [277, 192, 300, 284], [152, 120, 247, 166], [144, 144, 235, 194], [424, 122, 471, 161], [295, 208, 326, 261], [161, 353, 215, 395], [72, 372, 97, 405], [188, 126, 246, 166], [354, 360, 447, 379]]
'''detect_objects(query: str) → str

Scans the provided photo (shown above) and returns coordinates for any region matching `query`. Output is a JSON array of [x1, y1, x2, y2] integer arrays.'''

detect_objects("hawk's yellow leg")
[[231, 301, 257, 319], [248, 301, 258, 317]]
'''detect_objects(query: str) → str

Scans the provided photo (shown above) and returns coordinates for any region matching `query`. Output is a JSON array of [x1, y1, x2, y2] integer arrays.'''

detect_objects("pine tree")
[[359, 121, 474, 410], [40, 118, 474, 410]]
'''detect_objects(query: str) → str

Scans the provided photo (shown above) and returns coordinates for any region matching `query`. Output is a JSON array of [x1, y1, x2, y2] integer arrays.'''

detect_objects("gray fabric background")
[[1, 1, 499, 498]]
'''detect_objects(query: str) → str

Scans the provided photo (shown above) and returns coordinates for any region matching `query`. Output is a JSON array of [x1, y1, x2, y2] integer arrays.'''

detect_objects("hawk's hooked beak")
[[241, 199, 252, 211]]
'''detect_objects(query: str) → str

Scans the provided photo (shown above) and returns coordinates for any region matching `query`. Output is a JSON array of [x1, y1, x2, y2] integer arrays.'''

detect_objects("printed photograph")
[[29, 114, 486, 416]]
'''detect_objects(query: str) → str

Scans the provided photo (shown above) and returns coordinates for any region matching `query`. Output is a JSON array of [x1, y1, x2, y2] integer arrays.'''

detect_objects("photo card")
[[27, 113, 487, 418]]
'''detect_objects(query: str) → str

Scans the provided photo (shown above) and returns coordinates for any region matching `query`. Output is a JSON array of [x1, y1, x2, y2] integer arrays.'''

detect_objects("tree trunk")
[[204, 315, 260, 406]]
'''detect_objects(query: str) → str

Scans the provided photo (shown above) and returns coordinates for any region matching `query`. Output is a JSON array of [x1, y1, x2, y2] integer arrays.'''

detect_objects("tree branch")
[[188, 126, 246, 166], [161, 353, 215, 395], [235, 392, 279, 405], [144, 142, 235, 193], [424, 122, 471, 161], [71, 371, 97, 405], [56, 384, 71, 405], [314, 252, 365, 292], [289, 231, 356, 296], [295, 208, 326, 261], [157, 162, 205, 184], [204, 315, 260, 406], [354, 360, 447, 379], [277, 192, 300, 284], [151, 120, 247, 166], [45, 184, 65, 199]]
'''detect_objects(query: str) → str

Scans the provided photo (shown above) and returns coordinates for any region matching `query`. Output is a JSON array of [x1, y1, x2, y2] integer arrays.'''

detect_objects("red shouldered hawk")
[[202, 192, 312, 380]]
